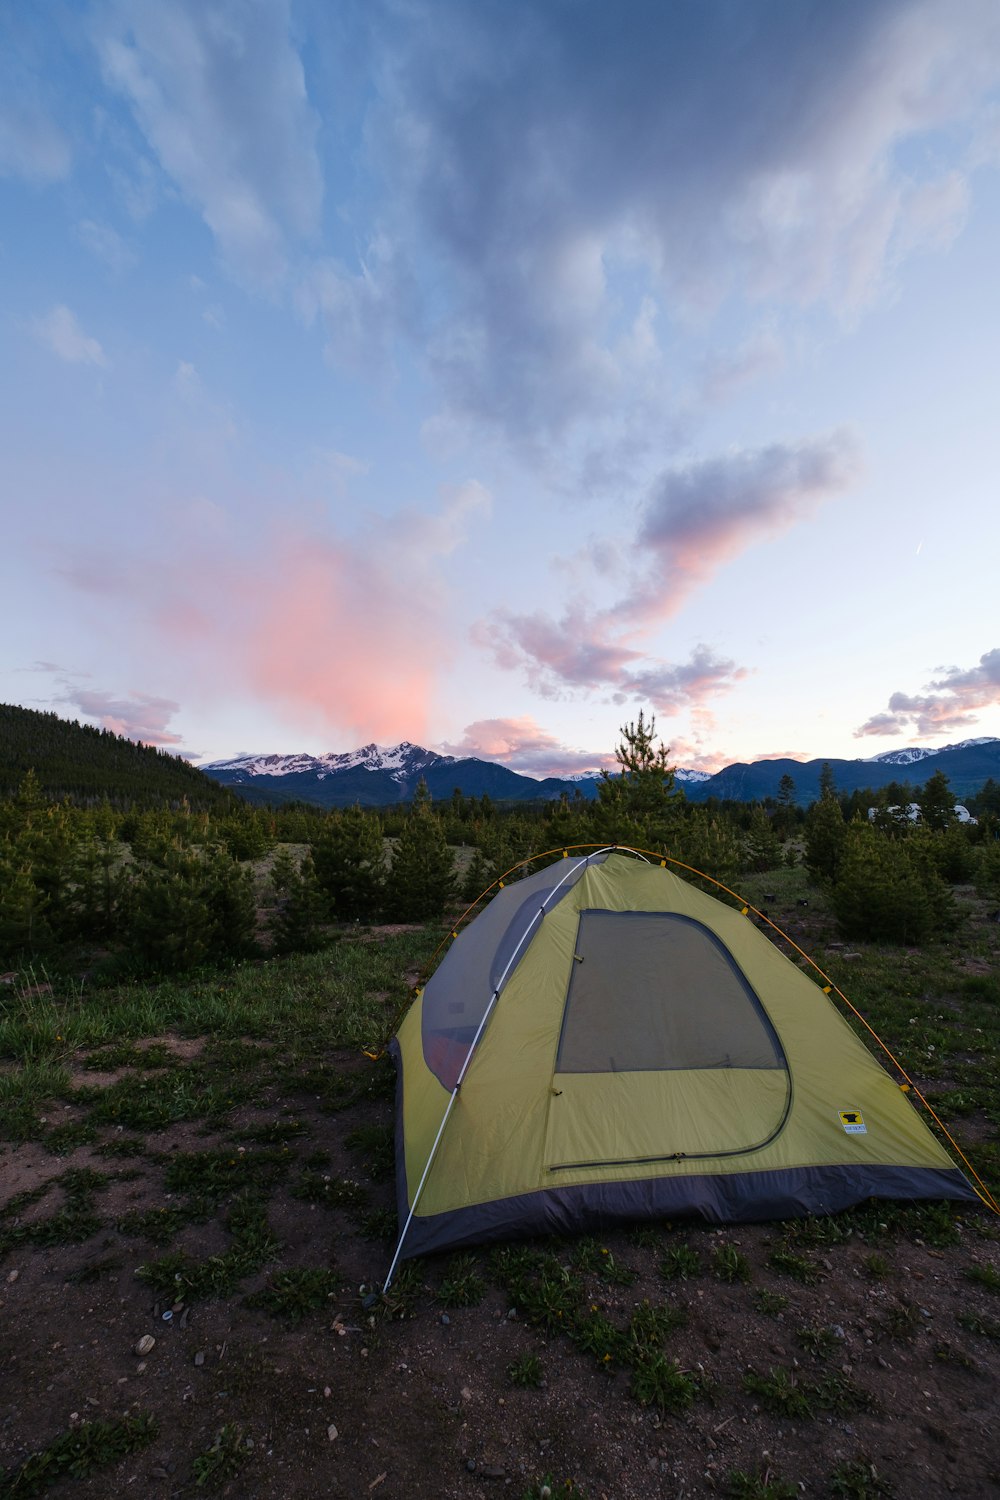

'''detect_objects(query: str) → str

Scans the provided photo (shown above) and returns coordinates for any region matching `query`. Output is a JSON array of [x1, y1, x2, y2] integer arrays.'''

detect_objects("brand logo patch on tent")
[[839, 1110, 867, 1135]]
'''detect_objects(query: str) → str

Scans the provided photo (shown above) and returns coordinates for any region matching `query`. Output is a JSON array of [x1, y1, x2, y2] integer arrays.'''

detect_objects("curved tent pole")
[[383, 846, 620, 1291]]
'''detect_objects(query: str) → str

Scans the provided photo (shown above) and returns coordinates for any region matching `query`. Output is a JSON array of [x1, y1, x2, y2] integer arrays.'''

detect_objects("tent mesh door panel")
[[555, 910, 786, 1074]]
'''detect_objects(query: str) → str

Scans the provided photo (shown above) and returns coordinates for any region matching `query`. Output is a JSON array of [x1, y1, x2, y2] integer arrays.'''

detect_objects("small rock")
[[193, 1352, 205, 1368], [831, 1325, 846, 1340], [480, 1465, 505, 1480], [461, 1386, 473, 1401], [135, 1335, 156, 1357], [324, 1387, 332, 1398], [327, 1424, 339, 1442], [150, 1466, 169, 1481], [466, 1459, 477, 1473], [361, 1292, 379, 1310], [440, 1314, 450, 1326], [6, 1269, 19, 1284]]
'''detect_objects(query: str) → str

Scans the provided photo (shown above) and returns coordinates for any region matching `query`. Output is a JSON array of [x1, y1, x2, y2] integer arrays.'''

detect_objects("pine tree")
[[804, 792, 847, 883], [384, 781, 456, 921], [124, 852, 215, 972], [312, 805, 386, 921], [201, 849, 258, 959], [671, 809, 743, 886], [918, 769, 957, 832], [64, 834, 125, 941], [460, 847, 493, 904], [0, 851, 51, 964], [831, 825, 955, 943], [743, 807, 782, 872], [545, 791, 588, 850], [596, 710, 684, 846], [270, 852, 327, 954]]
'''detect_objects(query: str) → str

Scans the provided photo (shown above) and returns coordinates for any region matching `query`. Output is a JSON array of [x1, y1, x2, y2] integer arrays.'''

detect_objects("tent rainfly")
[[388, 849, 977, 1272]]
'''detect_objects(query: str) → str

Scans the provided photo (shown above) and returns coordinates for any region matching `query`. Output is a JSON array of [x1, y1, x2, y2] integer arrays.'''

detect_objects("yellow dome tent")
[[387, 849, 977, 1278]]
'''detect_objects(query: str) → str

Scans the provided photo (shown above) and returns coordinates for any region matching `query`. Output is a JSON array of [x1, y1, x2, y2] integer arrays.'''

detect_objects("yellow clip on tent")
[[388, 849, 975, 1272]]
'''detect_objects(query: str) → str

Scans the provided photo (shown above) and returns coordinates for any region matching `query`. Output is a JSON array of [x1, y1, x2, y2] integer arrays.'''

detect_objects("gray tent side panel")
[[396, 1163, 977, 1260]]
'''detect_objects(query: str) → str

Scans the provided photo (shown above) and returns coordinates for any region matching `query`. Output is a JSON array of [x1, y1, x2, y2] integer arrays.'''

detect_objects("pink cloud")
[[59, 485, 489, 748], [439, 716, 616, 778], [478, 432, 859, 710], [855, 648, 1000, 739], [65, 688, 184, 747]]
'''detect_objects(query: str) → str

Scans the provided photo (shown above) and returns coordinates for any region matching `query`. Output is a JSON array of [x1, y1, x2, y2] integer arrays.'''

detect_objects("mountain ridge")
[[202, 736, 1000, 808]]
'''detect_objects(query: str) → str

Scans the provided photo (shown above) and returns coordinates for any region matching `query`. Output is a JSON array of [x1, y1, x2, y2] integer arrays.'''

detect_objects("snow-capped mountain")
[[204, 742, 452, 783], [864, 737, 999, 766]]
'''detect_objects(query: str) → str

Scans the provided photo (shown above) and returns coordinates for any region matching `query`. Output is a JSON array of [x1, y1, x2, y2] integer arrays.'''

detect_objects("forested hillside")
[[0, 704, 234, 810]]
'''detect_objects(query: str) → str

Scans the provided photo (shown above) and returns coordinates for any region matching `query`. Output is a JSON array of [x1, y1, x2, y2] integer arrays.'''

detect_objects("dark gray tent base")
[[396, 1162, 978, 1260]]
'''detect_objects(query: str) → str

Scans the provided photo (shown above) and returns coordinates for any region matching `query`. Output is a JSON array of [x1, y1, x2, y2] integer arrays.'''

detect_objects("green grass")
[[162, 1146, 293, 1197], [191, 1424, 249, 1489], [768, 1247, 822, 1285], [659, 1243, 701, 1280], [507, 1353, 544, 1388], [571, 1237, 637, 1286], [743, 1366, 875, 1420], [964, 1261, 1000, 1293], [751, 1289, 788, 1316], [0, 1413, 157, 1497], [344, 1123, 394, 1180], [135, 1192, 279, 1300], [829, 1459, 894, 1497], [629, 1353, 702, 1413], [245, 1266, 340, 1324], [726, 1470, 798, 1500], [436, 1252, 486, 1307], [288, 1171, 368, 1209], [712, 1243, 752, 1283], [795, 1323, 839, 1360]]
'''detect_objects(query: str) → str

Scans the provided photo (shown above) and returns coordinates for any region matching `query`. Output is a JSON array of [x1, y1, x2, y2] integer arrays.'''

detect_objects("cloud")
[[59, 483, 491, 748], [479, 431, 857, 705], [77, 218, 136, 274], [855, 648, 1000, 738], [854, 712, 907, 739], [96, 0, 323, 284], [355, 0, 1000, 449], [63, 687, 184, 747], [439, 717, 615, 778], [31, 306, 108, 367], [632, 430, 860, 616]]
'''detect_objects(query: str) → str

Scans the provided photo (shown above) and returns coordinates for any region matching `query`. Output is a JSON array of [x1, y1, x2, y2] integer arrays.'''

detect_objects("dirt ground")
[[2, 1029, 999, 1500]]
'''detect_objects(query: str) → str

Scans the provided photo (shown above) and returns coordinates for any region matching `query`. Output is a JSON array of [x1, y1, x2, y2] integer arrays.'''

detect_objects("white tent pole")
[[383, 846, 617, 1291]]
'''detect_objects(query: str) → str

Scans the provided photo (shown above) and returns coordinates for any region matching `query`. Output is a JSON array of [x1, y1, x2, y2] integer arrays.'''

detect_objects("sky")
[[3, 0, 1000, 779]]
